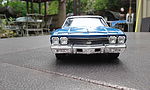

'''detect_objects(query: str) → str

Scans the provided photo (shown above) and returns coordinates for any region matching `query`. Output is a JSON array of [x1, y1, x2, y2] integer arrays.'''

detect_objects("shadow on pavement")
[[56, 55, 121, 65]]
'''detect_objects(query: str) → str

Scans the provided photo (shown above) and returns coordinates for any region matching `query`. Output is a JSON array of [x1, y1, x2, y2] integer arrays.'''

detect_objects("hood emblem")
[[86, 41, 92, 45]]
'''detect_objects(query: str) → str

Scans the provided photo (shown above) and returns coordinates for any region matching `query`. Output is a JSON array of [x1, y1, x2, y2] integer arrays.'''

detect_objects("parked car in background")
[[50, 16, 127, 60]]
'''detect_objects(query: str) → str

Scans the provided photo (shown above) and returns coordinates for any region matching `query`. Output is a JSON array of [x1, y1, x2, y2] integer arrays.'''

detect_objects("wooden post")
[[78, 0, 81, 15], [26, 0, 29, 14], [73, 0, 77, 15], [44, 2, 47, 16], [31, 0, 33, 13], [39, 3, 41, 14]]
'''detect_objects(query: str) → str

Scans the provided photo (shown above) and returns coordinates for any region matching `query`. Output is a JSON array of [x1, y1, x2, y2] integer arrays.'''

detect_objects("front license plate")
[[83, 49, 95, 54]]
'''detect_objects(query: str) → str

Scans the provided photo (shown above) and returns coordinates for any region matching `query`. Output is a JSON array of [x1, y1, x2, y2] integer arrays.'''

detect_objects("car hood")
[[52, 26, 125, 36]]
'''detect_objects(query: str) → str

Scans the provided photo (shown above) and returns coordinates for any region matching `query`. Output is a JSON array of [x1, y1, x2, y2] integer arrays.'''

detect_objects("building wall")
[[137, 0, 150, 32], [142, 0, 150, 18]]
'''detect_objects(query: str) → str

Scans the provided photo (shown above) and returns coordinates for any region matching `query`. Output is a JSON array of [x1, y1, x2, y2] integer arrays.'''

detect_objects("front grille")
[[68, 37, 109, 45]]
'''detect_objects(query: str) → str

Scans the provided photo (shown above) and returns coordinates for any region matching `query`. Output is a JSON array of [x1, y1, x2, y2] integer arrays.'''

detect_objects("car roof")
[[67, 15, 103, 18]]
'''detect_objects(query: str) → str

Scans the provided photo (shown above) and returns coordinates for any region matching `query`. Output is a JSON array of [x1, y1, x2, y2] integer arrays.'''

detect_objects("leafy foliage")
[[0, 0, 2, 6], [47, 1, 59, 15], [0, 29, 17, 38], [66, 0, 122, 14], [93, 0, 109, 11], [107, 0, 121, 11], [1, 1, 59, 16], [66, 0, 73, 14], [0, 19, 16, 38], [8, 1, 27, 16]]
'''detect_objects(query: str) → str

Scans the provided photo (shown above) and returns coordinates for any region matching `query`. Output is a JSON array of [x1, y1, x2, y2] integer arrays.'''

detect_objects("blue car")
[[50, 16, 127, 60]]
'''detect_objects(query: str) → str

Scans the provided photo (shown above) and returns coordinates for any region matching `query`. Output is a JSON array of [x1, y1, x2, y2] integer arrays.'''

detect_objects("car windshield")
[[63, 17, 108, 28]]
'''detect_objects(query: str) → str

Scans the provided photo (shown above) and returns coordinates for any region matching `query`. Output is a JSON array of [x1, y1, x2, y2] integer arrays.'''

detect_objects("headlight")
[[52, 37, 59, 45], [60, 37, 68, 45], [109, 36, 117, 44], [118, 36, 125, 44]]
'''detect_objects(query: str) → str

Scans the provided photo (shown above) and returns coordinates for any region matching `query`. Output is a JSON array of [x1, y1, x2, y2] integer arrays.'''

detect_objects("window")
[[63, 17, 108, 28]]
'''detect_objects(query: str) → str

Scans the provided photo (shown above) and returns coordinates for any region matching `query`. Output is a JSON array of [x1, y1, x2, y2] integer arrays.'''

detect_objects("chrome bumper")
[[51, 44, 126, 54]]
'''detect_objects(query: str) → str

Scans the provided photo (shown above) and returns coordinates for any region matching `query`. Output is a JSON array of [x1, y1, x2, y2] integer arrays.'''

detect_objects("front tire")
[[55, 54, 66, 60], [107, 53, 120, 59]]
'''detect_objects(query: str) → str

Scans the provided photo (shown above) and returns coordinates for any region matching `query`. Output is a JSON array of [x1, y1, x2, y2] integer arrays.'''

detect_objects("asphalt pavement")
[[0, 33, 150, 90]]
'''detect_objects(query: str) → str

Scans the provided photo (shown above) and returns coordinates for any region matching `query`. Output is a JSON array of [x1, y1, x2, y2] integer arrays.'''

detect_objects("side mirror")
[[106, 21, 111, 27]]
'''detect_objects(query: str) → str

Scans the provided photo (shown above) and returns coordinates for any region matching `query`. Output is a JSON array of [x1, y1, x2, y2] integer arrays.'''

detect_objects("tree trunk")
[[57, 0, 66, 28]]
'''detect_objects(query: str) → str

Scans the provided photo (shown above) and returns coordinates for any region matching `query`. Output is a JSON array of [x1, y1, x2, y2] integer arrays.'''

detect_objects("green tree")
[[8, 1, 59, 16], [93, 0, 109, 11], [107, 0, 121, 11], [8, 1, 27, 16], [66, 0, 109, 14], [66, 0, 89, 14], [47, 1, 59, 15], [66, 0, 73, 14], [0, 0, 3, 6], [66, 0, 122, 14]]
